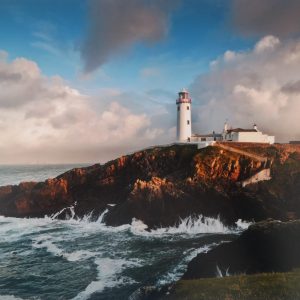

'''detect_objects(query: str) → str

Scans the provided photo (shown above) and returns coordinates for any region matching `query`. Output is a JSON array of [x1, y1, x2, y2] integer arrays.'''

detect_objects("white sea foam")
[[74, 212, 252, 236], [50, 208, 108, 230], [157, 242, 226, 285], [50, 203, 77, 220], [95, 209, 109, 223], [49, 204, 252, 236], [0, 215, 56, 242], [0, 296, 26, 300], [0, 212, 251, 300], [0, 212, 252, 245], [216, 264, 223, 277], [215, 264, 231, 277], [130, 216, 252, 237], [72, 257, 140, 300], [236, 218, 253, 230], [32, 235, 96, 262]]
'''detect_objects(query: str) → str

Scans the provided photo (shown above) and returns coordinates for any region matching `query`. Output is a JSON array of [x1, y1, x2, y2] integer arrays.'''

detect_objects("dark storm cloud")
[[81, 0, 178, 73], [232, 0, 300, 37], [0, 71, 22, 83], [281, 80, 300, 94]]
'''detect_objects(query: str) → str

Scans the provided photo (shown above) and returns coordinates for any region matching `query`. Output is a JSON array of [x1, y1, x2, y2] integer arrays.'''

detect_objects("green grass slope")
[[165, 270, 300, 300]]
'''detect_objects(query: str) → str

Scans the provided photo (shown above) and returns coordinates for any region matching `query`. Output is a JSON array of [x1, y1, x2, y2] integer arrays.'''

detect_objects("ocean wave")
[[50, 204, 77, 220], [32, 234, 97, 262], [0, 211, 252, 241], [72, 257, 140, 300], [129, 216, 252, 237], [59, 213, 252, 238], [156, 242, 219, 286], [48, 205, 252, 236], [0, 296, 28, 300], [0, 212, 247, 299], [0, 215, 58, 242]]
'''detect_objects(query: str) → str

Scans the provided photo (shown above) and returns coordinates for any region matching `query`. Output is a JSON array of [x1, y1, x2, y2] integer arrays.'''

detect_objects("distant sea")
[[0, 164, 90, 187]]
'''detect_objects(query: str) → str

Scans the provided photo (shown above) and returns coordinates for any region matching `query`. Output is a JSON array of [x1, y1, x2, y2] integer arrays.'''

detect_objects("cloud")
[[81, 0, 177, 73], [190, 35, 300, 142], [232, 0, 300, 37], [0, 54, 169, 164], [31, 41, 61, 56], [0, 57, 46, 108], [281, 80, 300, 94], [0, 50, 8, 61], [254, 35, 280, 53]]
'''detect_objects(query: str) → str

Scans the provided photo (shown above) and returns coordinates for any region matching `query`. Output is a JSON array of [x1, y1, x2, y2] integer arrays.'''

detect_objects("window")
[[177, 106, 180, 111], [187, 106, 189, 110], [187, 120, 190, 125]]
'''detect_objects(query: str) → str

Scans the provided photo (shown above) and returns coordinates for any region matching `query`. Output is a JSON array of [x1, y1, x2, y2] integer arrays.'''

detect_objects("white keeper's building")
[[176, 89, 275, 146]]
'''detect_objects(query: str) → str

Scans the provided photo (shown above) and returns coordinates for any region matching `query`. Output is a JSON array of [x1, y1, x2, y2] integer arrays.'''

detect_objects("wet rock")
[[183, 219, 300, 279], [129, 285, 172, 300], [129, 286, 159, 300]]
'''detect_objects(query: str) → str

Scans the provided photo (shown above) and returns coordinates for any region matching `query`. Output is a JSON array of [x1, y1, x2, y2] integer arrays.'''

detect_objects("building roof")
[[227, 128, 258, 133]]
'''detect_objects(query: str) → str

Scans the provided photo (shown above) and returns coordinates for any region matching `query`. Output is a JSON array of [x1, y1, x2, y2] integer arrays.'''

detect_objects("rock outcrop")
[[183, 219, 300, 279], [0, 143, 299, 227]]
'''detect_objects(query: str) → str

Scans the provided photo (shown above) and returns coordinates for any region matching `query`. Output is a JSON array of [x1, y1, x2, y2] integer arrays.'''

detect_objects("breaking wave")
[[49, 206, 253, 237], [156, 242, 221, 286], [131, 215, 252, 237], [0, 211, 252, 300]]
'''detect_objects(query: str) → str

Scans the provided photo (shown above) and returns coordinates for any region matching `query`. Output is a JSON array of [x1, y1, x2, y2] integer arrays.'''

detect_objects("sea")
[[0, 165, 251, 300]]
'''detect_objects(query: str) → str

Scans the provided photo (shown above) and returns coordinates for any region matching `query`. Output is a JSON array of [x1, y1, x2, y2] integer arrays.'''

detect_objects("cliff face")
[[0, 143, 299, 227]]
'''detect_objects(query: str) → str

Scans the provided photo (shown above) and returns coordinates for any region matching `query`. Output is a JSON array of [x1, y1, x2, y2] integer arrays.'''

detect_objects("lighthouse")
[[176, 89, 192, 142]]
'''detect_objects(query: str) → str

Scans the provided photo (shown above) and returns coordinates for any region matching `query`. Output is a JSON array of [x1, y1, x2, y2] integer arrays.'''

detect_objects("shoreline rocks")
[[0, 143, 299, 228], [183, 219, 300, 279]]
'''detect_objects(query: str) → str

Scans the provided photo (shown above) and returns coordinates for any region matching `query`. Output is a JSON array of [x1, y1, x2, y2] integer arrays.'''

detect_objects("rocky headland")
[[0, 143, 299, 228], [160, 219, 300, 300], [183, 219, 300, 279]]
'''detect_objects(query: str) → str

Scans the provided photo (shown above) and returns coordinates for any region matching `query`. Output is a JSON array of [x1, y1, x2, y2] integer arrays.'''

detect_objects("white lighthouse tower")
[[176, 89, 192, 142]]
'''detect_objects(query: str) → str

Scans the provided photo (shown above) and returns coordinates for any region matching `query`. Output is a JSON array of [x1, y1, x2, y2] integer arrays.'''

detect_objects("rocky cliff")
[[183, 219, 300, 279], [0, 143, 299, 227]]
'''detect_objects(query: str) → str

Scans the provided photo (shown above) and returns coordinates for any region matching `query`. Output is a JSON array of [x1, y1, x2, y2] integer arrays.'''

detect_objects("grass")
[[165, 269, 300, 300]]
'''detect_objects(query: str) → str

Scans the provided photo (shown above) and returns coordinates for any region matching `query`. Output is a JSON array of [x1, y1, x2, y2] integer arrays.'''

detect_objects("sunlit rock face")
[[0, 143, 299, 228]]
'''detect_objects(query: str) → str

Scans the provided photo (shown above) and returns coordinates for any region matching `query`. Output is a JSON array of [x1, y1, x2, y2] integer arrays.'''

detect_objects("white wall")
[[224, 131, 275, 144], [197, 141, 216, 149], [177, 102, 192, 142], [242, 168, 271, 187], [267, 136, 275, 144], [191, 136, 222, 142]]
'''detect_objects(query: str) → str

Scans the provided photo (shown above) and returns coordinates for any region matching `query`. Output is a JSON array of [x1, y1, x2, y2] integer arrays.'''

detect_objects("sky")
[[0, 0, 300, 164]]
